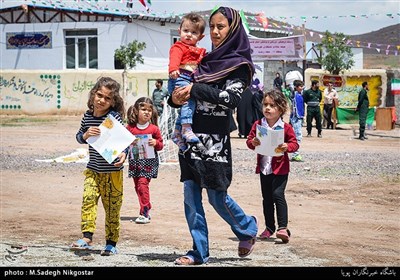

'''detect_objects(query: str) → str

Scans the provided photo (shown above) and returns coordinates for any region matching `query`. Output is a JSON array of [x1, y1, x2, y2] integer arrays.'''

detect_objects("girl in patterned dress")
[[126, 97, 164, 224]]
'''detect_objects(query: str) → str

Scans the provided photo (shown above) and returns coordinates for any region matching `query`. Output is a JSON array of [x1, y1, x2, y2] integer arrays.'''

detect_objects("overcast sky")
[[2, 0, 399, 35], [149, 0, 399, 35]]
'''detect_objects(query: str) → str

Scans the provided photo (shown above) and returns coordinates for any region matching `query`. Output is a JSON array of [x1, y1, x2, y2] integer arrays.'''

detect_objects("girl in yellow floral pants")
[[72, 77, 127, 256], [81, 169, 123, 246]]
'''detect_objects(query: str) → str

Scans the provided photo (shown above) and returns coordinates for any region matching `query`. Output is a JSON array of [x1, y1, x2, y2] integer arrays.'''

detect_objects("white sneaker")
[[135, 215, 150, 224]]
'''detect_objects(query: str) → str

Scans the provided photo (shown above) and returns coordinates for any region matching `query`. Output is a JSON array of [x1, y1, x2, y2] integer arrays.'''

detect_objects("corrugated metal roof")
[[1, 1, 292, 34], [1, 1, 180, 22]]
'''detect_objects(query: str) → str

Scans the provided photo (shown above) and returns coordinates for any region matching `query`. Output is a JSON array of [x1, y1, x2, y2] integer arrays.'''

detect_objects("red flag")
[[138, 0, 150, 12], [256, 12, 269, 29]]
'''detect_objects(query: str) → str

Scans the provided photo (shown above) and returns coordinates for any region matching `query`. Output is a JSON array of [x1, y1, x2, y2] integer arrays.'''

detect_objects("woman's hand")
[[171, 84, 192, 105]]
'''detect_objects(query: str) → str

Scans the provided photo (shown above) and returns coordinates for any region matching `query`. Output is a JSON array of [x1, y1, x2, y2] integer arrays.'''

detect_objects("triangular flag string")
[[5, 0, 398, 56]]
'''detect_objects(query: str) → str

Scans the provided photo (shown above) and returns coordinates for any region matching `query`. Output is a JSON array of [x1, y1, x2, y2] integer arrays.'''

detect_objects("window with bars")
[[65, 30, 98, 69]]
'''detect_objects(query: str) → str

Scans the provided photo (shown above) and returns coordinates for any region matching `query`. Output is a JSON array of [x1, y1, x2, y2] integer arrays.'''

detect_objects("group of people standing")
[[285, 78, 368, 142], [69, 5, 370, 264], [238, 72, 341, 141], [292, 79, 339, 139]]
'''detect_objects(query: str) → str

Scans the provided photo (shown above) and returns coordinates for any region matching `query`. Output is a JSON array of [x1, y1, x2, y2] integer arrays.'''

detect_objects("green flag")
[[239, 10, 250, 35], [211, 5, 219, 14]]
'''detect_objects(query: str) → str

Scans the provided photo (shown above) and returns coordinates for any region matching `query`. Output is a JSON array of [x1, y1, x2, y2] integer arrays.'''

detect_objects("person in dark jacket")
[[236, 79, 264, 138], [168, 6, 258, 265], [355, 81, 369, 140], [303, 80, 322, 138], [273, 72, 283, 91], [236, 87, 254, 138], [251, 83, 264, 122]]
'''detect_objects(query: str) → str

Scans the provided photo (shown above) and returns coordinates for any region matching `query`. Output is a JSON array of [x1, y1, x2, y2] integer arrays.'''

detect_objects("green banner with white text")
[[336, 108, 375, 125]]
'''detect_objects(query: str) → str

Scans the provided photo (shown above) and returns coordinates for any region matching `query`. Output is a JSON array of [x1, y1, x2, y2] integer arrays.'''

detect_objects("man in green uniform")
[[152, 79, 168, 116], [303, 80, 322, 138], [355, 81, 369, 141]]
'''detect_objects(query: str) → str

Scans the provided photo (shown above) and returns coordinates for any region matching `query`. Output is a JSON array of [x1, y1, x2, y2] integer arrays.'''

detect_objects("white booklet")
[[129, 134, 155, 160], [254, 124, 284, 157], [87, 114, 135, 164]]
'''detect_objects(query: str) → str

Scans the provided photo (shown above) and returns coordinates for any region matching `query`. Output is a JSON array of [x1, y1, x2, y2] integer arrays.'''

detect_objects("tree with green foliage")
[[114, 40, 146, 106], [114, 40, 146, 70], [317, 31, 355, 75]]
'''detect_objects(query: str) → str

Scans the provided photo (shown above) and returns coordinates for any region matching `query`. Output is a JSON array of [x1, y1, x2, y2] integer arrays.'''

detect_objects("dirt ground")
[[1, 115, 399, 271]]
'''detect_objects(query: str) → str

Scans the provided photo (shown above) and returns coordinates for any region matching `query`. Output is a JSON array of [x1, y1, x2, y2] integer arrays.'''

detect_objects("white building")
[[0, 2, 292, 71], [0, 2, 204, 71]]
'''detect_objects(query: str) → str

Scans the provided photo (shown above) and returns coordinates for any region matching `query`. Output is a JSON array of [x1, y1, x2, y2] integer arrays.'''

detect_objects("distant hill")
[[304, 24, 399, 53], [303, 23, 400, 69], [347, 24, 400, 55]]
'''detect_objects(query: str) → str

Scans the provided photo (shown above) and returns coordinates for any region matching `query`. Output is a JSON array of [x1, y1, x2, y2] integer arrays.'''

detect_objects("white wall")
[[0, 70, 168, 115], [1, 22, 64, 69], [351, 48, 363, 69]]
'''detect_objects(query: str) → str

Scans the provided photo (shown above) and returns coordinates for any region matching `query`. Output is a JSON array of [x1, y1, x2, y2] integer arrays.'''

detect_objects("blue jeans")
[[289, 115, 303, 157], [168, 73, 195, 126], [183, 180, 258, 264]]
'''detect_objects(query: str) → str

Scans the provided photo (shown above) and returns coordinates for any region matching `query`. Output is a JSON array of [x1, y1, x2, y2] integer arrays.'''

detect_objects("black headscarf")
[[193, 7, 255, 86]]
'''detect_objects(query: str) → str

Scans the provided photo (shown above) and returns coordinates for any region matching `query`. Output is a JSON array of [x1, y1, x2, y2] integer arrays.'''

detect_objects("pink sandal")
[[238, 237, 256, 258], [238, 216, 258, 258], [276, 228, 291, 243]]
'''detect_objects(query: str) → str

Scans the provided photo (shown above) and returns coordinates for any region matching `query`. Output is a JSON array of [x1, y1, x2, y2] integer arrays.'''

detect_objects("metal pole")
[[302, 23, 307, 79]]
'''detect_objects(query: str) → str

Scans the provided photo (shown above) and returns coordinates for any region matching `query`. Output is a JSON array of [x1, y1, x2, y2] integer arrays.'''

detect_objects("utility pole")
[[302, 23, 307, 80]]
